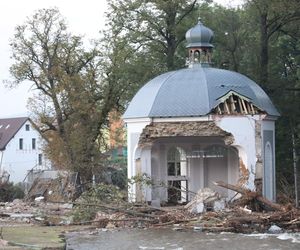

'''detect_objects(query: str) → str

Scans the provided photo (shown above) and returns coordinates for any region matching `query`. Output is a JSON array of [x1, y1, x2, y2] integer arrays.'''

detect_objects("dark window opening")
[[25, 124, 30, 131], [167, 147, 186, 177], [32, 138, 36, 150], [19, 138, 23, 150], [38, 154, 43, 165], [167, 180, 188, 204]]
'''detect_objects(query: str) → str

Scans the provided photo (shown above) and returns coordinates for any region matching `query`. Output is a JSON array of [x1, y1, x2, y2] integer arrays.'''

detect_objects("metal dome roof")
[[123, 65, 279, 119], [185, 20, 214, 48]]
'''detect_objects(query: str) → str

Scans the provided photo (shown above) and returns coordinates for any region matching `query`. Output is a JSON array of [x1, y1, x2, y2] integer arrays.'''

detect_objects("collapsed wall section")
[[138, 121, 234, 147]]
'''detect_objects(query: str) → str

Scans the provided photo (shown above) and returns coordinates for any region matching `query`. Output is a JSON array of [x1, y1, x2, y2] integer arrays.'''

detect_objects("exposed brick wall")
[[138, 121, 234, 147]]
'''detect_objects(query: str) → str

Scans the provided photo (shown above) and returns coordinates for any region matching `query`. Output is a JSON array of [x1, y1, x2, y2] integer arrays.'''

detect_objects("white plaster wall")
[[215, 116, 257, 190], [228, 147, 239, 197], [125, 119, 151, 178], [0, 121, 51, 183], [141, 147, 152, 201], [125, 118, 151, 201]]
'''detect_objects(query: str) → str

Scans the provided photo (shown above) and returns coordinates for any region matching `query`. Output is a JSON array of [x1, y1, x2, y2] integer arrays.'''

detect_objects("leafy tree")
[[245, 0, 300, 85], [104, 0, 300, 203], [9, 8, 120, 181], [107, 0, 200, 71], [270, 24, 300, 204], [198, 4, 248, 72]]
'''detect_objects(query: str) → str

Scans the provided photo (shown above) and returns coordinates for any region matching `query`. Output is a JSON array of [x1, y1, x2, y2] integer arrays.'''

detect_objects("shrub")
[[0, 182, 25, 202], [111, 167, 127, 189], [72, 183, 126, 222]]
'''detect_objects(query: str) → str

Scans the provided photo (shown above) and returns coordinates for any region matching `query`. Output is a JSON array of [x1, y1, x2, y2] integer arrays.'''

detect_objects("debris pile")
[[184, 188, 225, 213], [0, 181, 299, 234], [26, 172, 80, 202], [0, 198, 73, 225]]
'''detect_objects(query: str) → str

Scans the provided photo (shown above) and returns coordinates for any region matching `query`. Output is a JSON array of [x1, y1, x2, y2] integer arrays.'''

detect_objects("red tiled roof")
[[0, 117, 28, 150]]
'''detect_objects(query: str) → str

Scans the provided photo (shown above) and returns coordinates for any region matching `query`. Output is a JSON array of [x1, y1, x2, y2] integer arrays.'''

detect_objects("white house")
[[123, 21, 279, 204], [0, 117, 51, 183]]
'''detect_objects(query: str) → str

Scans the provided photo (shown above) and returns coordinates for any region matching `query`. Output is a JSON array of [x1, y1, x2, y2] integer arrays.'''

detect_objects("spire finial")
[[185, 19, 214, 67]]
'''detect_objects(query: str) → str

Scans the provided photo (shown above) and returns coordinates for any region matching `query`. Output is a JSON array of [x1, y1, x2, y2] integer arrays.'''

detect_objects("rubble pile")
[[184, 188, 225, 213], [26, 173, 79, 202], [0, 199, 73, 225], [0, 180, 299, 234]]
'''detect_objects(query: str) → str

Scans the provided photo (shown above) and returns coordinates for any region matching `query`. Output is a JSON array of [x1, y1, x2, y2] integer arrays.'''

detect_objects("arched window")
[[167, 147, 186, 176], [194, 50, 200, 62], [167, 147, 188, 203]]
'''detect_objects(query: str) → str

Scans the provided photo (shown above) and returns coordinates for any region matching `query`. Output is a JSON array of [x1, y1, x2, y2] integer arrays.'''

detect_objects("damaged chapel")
[[123, 20, 279, 205]]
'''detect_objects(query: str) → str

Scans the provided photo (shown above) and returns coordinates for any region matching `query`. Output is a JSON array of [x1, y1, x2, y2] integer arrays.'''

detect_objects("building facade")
[[0, 117, 51, 183]]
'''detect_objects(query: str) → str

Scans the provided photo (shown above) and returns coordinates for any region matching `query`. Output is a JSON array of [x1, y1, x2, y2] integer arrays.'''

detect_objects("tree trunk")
[[214, 181, 284, 211], [166, 39, 176, 70], [259, 12, 269, 85], [292, 132, 299, 207], [231, 51, 238, 72], [165, 7, 177, 71]]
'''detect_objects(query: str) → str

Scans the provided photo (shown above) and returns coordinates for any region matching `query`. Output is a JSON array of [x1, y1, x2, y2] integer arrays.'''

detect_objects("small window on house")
[[32, 138, 36, 150], [25, 124, 30, 131], [19, 138, 23, 150], [38, 154, 43, 165]]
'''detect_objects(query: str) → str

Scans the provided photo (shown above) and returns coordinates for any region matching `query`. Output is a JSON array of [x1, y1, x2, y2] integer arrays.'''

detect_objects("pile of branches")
[[46, 182, 300, 233], [198, 181, 300, 233]]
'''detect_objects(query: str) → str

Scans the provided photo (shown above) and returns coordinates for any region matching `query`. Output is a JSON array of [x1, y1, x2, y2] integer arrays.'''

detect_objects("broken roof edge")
[[217, 90, 252, 103], [261, 114, 280, 121]]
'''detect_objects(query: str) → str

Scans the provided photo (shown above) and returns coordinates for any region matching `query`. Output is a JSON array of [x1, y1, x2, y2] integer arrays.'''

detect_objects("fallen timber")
[[1, 183, 299, 234], [214, 181, 283, 211]]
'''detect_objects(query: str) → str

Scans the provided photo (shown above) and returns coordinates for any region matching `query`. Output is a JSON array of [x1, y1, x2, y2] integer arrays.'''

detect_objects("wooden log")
[[214, 181, 284, 211], [230, 95, 236, 112], [250, 103, 255, 114], [241, 99, 249, 114], [224, 100, 230, 114], [227, 216, 264, 224]]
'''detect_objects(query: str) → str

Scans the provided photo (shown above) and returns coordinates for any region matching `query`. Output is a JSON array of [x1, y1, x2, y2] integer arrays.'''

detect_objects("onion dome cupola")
[[185, 19, 214, 66]]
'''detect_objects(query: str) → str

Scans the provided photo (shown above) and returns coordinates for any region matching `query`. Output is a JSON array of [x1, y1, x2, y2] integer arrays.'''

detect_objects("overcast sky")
[[0, 0, 243, 118]]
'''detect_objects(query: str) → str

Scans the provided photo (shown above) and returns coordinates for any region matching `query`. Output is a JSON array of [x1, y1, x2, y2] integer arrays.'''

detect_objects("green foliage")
[[80, 183, 126, 203], [104, 0, 200, 106], [9, 8, 123, 182], [72, 183, 126, 222], [0, 182, 25, 202], [111, 167, 128, 190], [129, 173, 153, 187]]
